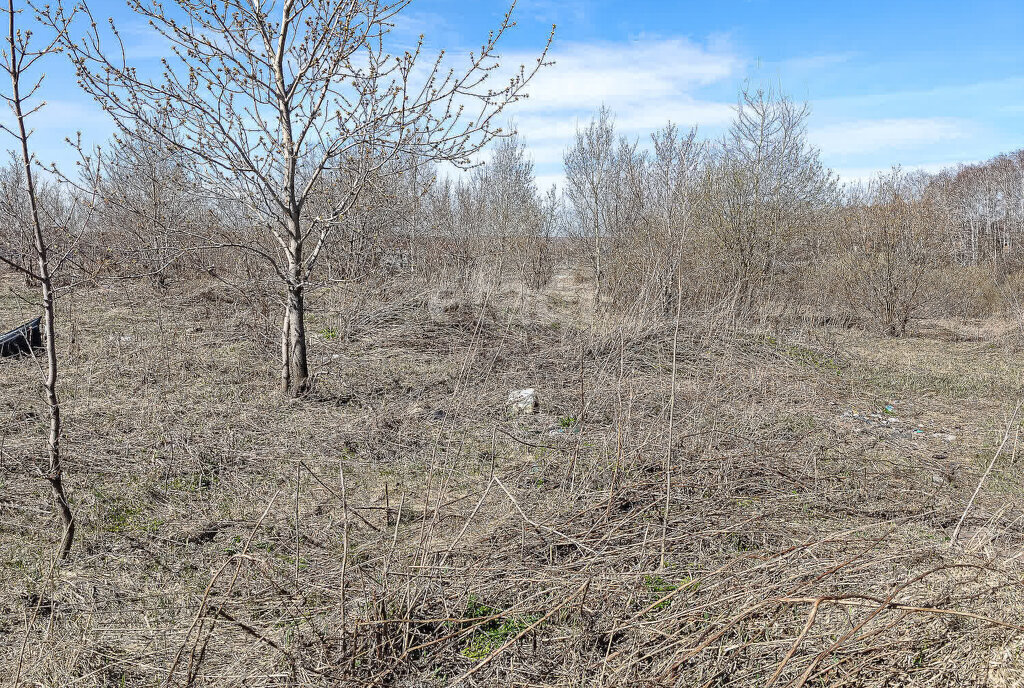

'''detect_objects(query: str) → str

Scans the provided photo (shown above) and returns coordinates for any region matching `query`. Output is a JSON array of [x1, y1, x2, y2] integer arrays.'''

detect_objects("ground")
[[2, 274, 1024, 686]]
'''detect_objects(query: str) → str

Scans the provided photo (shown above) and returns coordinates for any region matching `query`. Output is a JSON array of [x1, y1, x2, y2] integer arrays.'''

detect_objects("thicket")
[[8, 89, 1024, 341]]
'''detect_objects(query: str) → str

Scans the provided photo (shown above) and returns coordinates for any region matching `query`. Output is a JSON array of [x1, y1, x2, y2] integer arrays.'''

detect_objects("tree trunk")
[[280, 243, 310, 396], [40, 278, 74, 558], [283, 282, 309, 396]]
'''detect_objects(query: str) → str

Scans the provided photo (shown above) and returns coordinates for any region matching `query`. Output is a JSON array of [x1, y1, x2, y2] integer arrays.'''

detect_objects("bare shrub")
[[0, 156, 34, 279], [522, 186, 562, 291], [75, 123, 205, 285], [835, 169, 934, 336]]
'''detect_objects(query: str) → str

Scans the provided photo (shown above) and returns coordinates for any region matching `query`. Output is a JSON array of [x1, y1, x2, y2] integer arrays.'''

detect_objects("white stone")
[[507, 388, 539, 415]]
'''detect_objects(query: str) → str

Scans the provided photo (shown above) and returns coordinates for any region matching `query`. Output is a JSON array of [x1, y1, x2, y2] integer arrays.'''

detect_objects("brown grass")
[[2, 273, 1024, 686]]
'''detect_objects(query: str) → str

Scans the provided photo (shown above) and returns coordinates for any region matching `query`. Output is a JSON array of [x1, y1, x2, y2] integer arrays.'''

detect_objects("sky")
[[8, 0, 1024, 189]]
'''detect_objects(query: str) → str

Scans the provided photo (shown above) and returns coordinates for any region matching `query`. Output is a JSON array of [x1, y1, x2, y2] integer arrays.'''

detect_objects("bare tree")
[[471, 133, 543, 289], [640, 123, 703, 313], [564, 105, 616, 303], [526, 183, 561, 290], [0, 154, 34, 279], [73, 121, 203, 284], [697, 86, 837, 310], [0, 0, 76, 560], [46, 0, 551, 395]]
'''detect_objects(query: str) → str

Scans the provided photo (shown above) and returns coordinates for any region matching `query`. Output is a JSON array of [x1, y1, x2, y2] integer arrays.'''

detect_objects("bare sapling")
[[0, 0, 75, 560]]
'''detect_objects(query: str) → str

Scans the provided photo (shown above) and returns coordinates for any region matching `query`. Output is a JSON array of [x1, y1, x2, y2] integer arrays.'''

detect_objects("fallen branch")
[[778, 595, 1024, 633]]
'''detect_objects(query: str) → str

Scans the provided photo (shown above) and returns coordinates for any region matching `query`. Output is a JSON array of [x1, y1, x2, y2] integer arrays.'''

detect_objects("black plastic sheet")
[[0, 316, 42, 357]]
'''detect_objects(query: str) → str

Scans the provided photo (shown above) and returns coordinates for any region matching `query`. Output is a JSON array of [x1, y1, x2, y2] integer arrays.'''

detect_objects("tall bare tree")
[[564, 105, 616, 303], [46, 0, 551, 395], [646, 122, 703, 312], [0, 0, 76, 560], [470, 133, 542, 288], [697, 86, 837, 308], [64, 120, 203, 284]]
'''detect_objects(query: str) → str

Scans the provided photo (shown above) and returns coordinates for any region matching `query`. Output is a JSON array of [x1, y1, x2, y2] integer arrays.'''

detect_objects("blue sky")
[[10, 0, 1024, 188]]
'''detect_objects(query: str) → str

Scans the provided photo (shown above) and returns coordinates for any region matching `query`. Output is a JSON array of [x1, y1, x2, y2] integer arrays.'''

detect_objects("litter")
[[0, 316, 42, 358]]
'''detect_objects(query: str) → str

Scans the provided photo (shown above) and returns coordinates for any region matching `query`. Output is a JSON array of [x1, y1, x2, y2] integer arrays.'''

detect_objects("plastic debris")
[[839, 408, 957, 444]]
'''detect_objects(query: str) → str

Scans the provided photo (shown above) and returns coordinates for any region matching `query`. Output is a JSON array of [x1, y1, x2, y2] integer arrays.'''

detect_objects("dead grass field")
[[3, 274, 1024, 686]]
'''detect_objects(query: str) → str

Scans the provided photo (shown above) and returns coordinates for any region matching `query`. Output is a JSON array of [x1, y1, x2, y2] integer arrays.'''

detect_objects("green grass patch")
[[103, 501, 163, 534], [458, 595, 541, 660]]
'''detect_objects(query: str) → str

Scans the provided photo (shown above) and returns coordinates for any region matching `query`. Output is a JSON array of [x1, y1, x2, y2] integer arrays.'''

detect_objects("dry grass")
[[2, 273, 1024, 687]]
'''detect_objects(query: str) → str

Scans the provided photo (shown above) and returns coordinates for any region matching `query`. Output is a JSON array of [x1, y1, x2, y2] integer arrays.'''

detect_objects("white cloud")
[[809, 118, 969, 156], [534, 173, 565, 192], [613, 99, 735, 132], [518, 140, 569, 166], [513, 38, 739, 113], [493, 37, 740, 187]]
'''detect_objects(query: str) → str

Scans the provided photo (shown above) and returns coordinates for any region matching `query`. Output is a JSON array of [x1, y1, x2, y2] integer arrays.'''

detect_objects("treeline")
[[3, 88, 1024, 338]]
